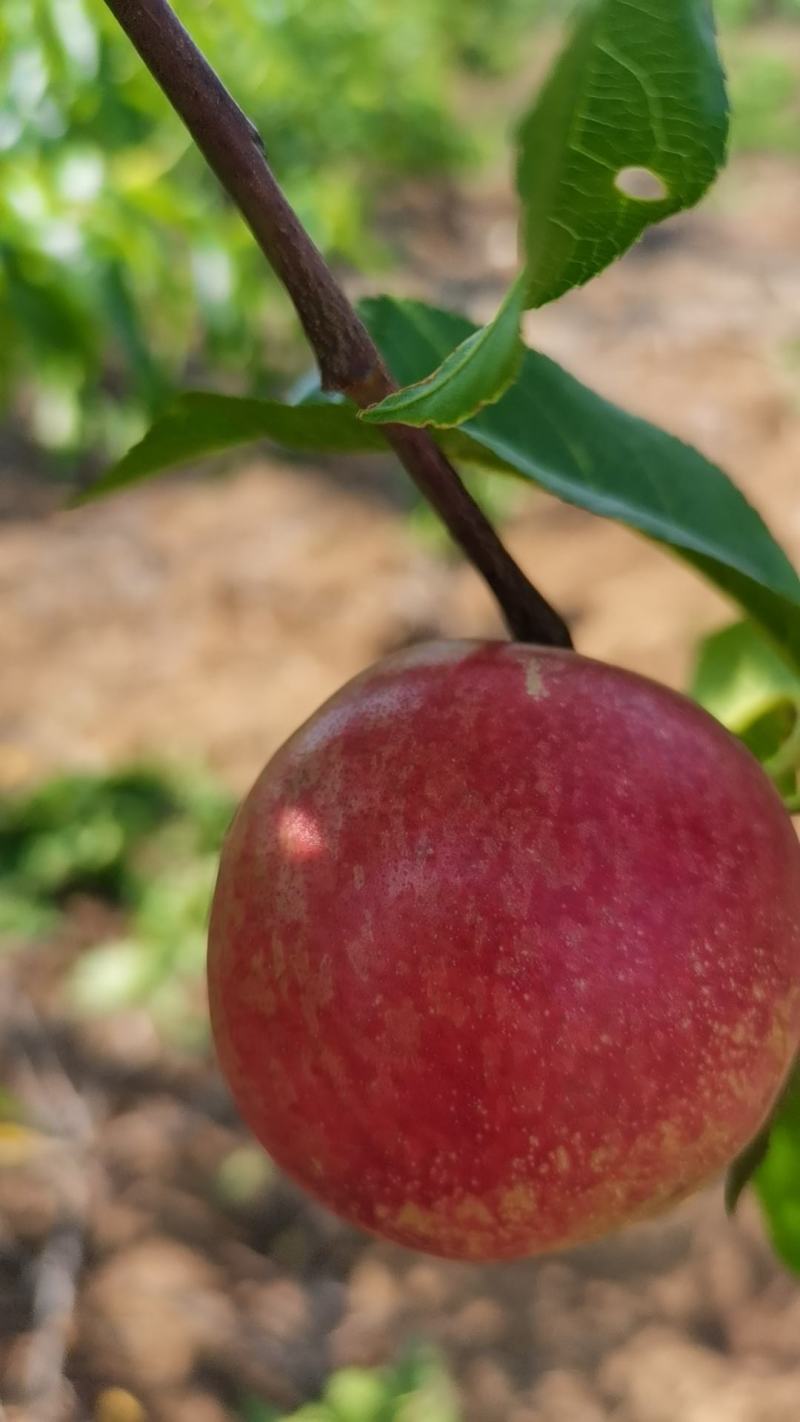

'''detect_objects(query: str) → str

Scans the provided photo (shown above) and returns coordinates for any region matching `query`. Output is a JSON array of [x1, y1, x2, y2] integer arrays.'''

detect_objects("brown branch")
[[101, 0, 572, 649]]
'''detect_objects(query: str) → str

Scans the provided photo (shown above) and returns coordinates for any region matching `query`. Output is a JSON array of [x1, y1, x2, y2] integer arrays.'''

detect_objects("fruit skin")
[[208, 641, 800, 1261]]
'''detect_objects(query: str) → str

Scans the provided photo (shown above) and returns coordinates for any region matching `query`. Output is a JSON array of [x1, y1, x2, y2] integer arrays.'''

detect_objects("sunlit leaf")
[[324, 1368, 387, 1421], [690, 621, 800, 801], [363, 1, 729, 427], [691, 621, 800, 733], [516, 0, 729, 307]]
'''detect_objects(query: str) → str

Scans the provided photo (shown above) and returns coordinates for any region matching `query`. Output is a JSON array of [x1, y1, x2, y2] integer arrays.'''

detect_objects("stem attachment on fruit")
[[101, 0, 572, 649]]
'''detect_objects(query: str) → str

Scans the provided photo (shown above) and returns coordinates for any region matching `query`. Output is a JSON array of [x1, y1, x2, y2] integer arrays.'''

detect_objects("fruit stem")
[[100, 0, 572, 649]]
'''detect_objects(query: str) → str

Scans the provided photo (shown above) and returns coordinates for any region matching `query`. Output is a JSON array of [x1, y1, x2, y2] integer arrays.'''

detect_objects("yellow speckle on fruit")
[[553, 1145, 571, 1174], [454, 1194, 493, 1226], [590, 1146, 613, 1172], [390, 1202, 440, 1238], [500, 1183, 539, 1225]]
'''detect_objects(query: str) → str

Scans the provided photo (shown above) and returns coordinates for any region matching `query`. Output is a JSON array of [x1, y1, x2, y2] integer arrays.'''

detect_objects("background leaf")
[[360, 297, 800, 665], [516, 0, 729, 307], [690, 621, 800, 803], [756, 1071, 800, 1274], [725, 1120, 773, 1216], [5, 0, 546, 465], [690, 621, 800, 734]]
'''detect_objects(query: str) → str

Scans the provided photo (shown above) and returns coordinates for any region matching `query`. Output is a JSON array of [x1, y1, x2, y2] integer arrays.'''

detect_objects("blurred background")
[[2, 2, 800, 1420]]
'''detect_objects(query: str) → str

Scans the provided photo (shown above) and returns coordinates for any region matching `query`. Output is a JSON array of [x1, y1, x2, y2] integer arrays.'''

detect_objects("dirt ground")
[[2, 153, 800, 1421]]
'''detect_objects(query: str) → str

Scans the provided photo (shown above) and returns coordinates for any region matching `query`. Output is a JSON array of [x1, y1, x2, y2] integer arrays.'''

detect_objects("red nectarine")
[[208, 641, 800, 1260]]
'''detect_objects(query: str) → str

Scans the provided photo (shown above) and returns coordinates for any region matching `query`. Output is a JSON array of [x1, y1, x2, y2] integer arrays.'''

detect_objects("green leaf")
[[360, 275, 526, 429], [364, 0, 729, 426], [75, 392, 388, 503], [324, 1368, 387, 1422], [101, 259, 168, 407], [360, 297, 800, 665], [756, 1069, 800, 1274], [725, 1117, 773, 1217], [0, 888, 57, 943], [690, 621, 800, 802], [690, 621, 800, 735], [516, 0, 729, 307], [238, 1396, 282, 1422]]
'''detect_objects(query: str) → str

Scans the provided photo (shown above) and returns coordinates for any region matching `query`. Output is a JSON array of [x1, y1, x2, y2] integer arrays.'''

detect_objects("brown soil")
[[2, 153, 800, 1421]]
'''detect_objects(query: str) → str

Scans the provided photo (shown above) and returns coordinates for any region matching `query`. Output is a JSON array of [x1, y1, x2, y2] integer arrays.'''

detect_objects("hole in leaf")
[[614, 166, 668, 202]]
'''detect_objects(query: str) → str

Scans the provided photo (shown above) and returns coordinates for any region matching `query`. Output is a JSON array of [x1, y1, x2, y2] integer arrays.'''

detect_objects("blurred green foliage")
[[1, 0, 798, 467], [240, 1351, 458, 1422], [691, 621, 800, 1265], [727, 47, 800, 153], [67, 852, 219, 1045], [716, 0, 800, 19], [717, 3, 800, 155], [689, 620, 800, 810], [0, 0, 549, 464], [756, 1069, 800, 1274], [0, 764, 234, 1041]]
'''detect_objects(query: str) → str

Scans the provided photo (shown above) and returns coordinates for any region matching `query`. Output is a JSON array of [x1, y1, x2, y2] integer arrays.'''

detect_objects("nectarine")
[[208, 642, 800, 1259]]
